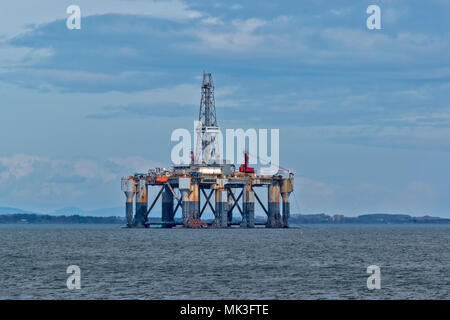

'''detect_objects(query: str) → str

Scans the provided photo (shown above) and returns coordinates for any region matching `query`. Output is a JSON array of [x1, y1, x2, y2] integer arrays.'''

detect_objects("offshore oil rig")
[[121, 72, 294, 228]]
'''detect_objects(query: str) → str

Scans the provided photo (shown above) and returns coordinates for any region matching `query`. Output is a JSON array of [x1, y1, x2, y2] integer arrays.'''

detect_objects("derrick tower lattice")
[[195, 72, 220, 163]]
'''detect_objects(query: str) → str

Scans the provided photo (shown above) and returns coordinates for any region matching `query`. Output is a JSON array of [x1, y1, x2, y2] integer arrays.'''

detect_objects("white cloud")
[[0, 45, 53, 70], [330, 8, 351, 16], [0, 153, 162, 210], [231, 18, 267, 33], [297, 177, 340, 197], [273, 15, 293, 24], [109, 156, 165, 173], [0, 154, 120, 184], [0, 68, 163, 92], [0, 154, 45, 180], [74, 160, 116, 182], [188, 17, 270, 52], [0, 0, 203, 38], [321, 28, 392, 52], [201, 17, 223, 25]]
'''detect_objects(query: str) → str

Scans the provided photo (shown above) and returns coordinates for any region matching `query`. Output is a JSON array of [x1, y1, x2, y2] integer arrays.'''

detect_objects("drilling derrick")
[[195, 72, 220, 163]]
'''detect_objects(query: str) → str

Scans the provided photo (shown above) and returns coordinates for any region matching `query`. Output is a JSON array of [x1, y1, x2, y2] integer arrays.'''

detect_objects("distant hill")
[[1, 207, 449, 225], [0, 213, 125, 224], [288, 213, 450, 224], [0, 206, 125, 217], [51, 206, 124, 217], [0, 207, 29, 214]]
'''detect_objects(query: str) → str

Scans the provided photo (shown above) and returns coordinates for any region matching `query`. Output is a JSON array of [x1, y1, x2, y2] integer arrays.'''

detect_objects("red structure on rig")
[[239, 152, 255, 174]]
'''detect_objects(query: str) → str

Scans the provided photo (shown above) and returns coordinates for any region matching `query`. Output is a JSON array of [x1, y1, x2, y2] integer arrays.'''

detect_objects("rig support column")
[[181, 178, 202, 228], [281, 178, 293, 228], [121, 177, 135, 227], [241, 184, 255, 228], [267, 181, 282, 228], [162, 185, 175, 228], [179, 178, 190, 227], [191, 180, 200, 220], [133, 178, 148, 228], [214, 187, 227, 227], [227, 188, 235, 226]]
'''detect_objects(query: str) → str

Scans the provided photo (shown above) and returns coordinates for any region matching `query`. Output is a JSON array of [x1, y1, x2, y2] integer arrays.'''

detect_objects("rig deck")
[[121, 164, 294, 228]]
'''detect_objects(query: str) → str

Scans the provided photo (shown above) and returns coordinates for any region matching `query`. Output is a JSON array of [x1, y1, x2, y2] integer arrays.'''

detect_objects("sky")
[[0, 0, 449, 217]]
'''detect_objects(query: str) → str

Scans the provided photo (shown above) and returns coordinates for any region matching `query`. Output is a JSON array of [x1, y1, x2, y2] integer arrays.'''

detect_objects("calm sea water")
[[0, 224, 448, 299]]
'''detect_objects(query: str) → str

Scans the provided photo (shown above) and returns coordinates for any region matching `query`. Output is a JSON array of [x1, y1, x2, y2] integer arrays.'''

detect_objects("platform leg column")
[[192, 182, 200, 220], [281, 194, 290, 228], [181, 189, 190, 227], [133, 178, 148, 228], [267, 182, 282, 228], [227, 188, 235, 227], [121, 177, 135, 227], [241, 184, 255, 228], [182, 179, 202, 228], [162, 185, 174, 228], [214, 188, 227, 227], [179, 178, 191, 228], [281, 178, 293, 228]]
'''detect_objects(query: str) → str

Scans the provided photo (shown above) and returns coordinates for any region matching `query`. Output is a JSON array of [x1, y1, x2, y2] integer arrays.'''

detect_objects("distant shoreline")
[[0, 213, 124, 224], [0, 213, 449, 224], [288, 213, 450, 224]]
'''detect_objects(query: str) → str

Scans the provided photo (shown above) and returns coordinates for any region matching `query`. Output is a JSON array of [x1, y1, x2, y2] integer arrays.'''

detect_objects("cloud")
[[74, 160, 116, 182], [3, 11, 449, 150], [298, 177, 341, 197], [329, 126, 450, 150], [0, 68, 165, 93], [0, 155, 118, 184], [85, 83, 238, 119], [0, 154, 45, 180], [86, 103, 196, 119], [188, 18, 269, 53], [0, 0, 203, 38], [201, 17, 223, 25], [330, 8, 351, 16], [3, 9, 449, 94], [0, 154, 162, 210], [109, 156, 166, 173], [0, 45, 53, 70]]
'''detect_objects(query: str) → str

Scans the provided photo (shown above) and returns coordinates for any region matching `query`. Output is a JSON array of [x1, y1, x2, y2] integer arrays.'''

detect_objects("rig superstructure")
[[121, 72, 294, 228]]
